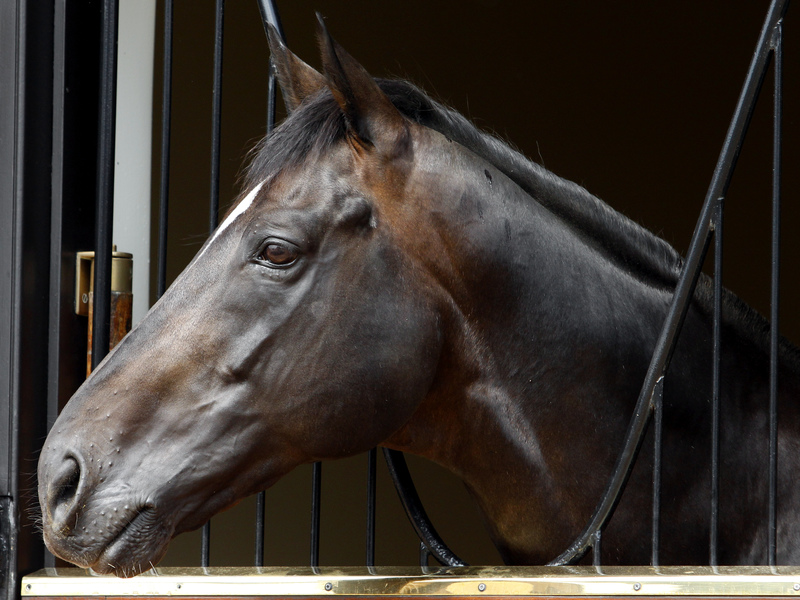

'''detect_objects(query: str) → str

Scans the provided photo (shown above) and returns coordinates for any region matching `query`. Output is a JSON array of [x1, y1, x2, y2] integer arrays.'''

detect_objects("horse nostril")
[[51, 456, 82, 518]]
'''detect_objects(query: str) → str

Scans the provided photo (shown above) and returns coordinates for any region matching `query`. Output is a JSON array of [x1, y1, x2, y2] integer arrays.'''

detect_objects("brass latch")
[[75, 247, 133, 375], [75, 248, 133, 316]]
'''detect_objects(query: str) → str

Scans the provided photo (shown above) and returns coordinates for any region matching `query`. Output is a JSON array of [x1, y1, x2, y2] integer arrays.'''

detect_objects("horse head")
[[38, 20, 474, 575]]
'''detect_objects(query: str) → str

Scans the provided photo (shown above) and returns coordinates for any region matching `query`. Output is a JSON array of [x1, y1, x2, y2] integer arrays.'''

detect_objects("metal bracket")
[[74, 248, 133, 316]]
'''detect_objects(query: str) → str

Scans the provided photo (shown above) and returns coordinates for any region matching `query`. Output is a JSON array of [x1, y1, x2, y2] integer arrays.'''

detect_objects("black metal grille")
[[148, 0, 794, 569], [549, 0, 790, 567], [1, 0, 796, 593]]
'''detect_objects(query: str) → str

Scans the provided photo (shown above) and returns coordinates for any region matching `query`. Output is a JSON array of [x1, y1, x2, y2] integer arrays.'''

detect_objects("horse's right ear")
[[316, 15, 410, 159], [267, 24, 327, 113]]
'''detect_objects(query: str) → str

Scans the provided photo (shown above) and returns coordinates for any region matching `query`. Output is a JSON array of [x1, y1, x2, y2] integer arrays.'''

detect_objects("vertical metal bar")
[[310, 462, 322, 567], [592, 531, 602, 567], [256, 0, 286, 41], [768, 20, 783, 568], [252, 0, 284, 569], [45, 0, 68, 569], [91, 0, 119, 371], [651, 377, 664, 567], [710, 198, 724, 566], [200, 0, 225, 567], [200, 525, 210, 567], [201, 0, 225, 567], [419, 542, 430, 567], [366, 448, 377, 566], [157, 0, 173, 299], [255, 491, 265, 566], [209, 0, 224, 232]]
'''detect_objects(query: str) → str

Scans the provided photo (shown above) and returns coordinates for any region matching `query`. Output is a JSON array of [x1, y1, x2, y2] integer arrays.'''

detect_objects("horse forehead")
[[208, 165, 342, 243], [269, 156, 359, 210]]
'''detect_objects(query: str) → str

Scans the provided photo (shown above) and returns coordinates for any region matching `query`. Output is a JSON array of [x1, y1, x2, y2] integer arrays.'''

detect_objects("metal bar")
[[201, 524, 210, 567], [209, 0, 224, 232], [0, 3, 25, 593], [201, 0, 225, 566], [768, 19, 783, 568], [255, 491, 265, 566], [27, 566, 800, 597], [157, 0, 173, 299], [419, 543, 430, 568], [44, 0, 68, 570], [592, 531, 602, 568], [549, 0, 790, 566], [651, 377, 664, 567], [710, 197, 724, 567], [382, 449, 466, 567], [91, 0, 119, 371], [366, 448, 377, 567], [256, 0, 286, 41], [252, 0, 283, 570], [310, 462, 322, 567]]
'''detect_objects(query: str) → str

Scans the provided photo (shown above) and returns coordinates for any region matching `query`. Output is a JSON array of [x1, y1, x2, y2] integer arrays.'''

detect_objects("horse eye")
[[258, 241, 299, 267]]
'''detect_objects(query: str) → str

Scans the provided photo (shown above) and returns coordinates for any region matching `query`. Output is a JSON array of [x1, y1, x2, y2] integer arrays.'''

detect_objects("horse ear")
[[315, 14, 409, 157], [266, 24, 327, 113]]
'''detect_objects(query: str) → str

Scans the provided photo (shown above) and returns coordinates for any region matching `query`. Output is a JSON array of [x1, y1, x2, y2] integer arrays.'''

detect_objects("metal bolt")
[[324, 583, 333, 591], [633, 583, 642, 591], [26, 585, 31, 591], [478, 583, 486, 592], [176, 584, 182, 590], [794, 584, 800, 591]]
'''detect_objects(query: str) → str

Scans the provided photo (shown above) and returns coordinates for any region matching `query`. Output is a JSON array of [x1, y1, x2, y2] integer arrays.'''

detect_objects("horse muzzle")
[[38, 435, 171, 577]]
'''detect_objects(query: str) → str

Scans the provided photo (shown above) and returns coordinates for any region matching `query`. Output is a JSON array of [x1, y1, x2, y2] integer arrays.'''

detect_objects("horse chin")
[[46, 505, 172, 578], [92, 507, 171, 577]]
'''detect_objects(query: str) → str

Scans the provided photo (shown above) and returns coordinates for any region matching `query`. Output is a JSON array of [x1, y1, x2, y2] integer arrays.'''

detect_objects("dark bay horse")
[[38, 21, 800, 576]]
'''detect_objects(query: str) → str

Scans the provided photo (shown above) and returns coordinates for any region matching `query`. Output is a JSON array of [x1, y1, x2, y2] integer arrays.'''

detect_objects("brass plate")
[[20, 566, 800, 597]]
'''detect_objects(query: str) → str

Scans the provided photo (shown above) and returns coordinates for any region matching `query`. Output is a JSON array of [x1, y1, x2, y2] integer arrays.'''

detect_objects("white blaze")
[[196, 180, 266, 259]]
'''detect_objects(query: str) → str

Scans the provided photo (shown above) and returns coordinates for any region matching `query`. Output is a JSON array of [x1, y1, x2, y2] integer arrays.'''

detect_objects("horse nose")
[[45, 454, 84, 531]]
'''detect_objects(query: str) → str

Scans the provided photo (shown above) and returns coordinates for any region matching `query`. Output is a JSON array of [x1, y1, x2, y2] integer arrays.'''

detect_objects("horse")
[[38, 19, 800, 577]]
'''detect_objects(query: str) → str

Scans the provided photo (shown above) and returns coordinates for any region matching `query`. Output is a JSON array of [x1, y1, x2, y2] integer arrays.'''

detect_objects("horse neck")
[[423, 104, 684, 289], [388, 139, 800, 563], [387, 145, 681, 561]]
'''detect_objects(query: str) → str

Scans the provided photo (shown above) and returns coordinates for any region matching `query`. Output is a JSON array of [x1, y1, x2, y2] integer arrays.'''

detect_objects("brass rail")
[[21, 567, 800, 597]]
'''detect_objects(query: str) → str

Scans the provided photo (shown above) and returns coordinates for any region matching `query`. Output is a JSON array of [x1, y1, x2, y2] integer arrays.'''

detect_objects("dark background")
[[150, 0, 799, 567]]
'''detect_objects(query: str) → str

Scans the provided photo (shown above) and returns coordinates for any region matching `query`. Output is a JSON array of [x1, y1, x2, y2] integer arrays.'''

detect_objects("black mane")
[[246, 79, 684, 291]]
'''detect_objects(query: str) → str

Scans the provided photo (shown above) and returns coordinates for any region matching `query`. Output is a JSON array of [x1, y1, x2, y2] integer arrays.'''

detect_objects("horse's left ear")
[[316, 14, 410, 158], [267, 24, 327, 113]]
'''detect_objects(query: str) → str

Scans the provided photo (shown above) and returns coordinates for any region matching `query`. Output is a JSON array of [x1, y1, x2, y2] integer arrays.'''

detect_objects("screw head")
[[324, 583, 333, 591], [26, 585, 31, 591], [794, 584, 800, 591], [478, 583, 486, 592], [634, 583, 642, 591]]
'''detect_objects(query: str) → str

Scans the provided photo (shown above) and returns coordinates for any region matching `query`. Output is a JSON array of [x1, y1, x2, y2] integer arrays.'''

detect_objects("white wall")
[[112, 0, 156, 325]]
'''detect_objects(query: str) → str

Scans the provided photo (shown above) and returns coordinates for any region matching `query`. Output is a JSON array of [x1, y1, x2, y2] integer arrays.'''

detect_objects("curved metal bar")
[[257, 0, 286, 42], [549, 0, 790, 566], [382, 449, 467, 567]]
